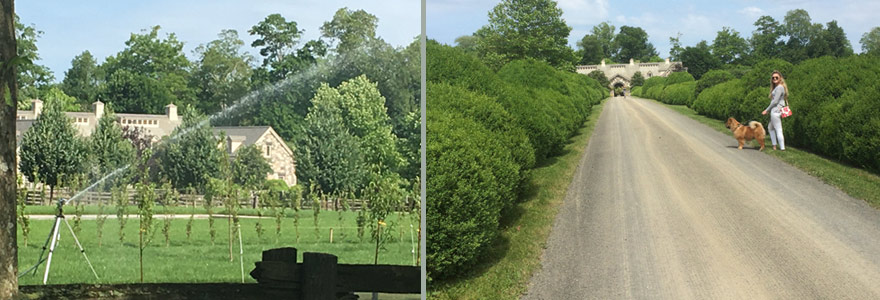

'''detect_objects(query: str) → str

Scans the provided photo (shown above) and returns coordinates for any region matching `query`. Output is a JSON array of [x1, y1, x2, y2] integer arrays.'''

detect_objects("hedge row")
[[639, 56, 880, 173], [426, 41, 604, 281]]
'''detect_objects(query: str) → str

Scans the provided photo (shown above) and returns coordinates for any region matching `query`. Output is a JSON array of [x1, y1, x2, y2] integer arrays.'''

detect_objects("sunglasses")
[[772, 76, 780, 80]]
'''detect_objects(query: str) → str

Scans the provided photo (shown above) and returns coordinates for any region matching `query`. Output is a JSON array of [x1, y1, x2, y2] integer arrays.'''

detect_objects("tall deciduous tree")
[[231, 144, 271, 189], [101, 26, 194, 114], [576, 34, 603, 65], [680, 41, 720, 80], [631, 71, 645, 87], [592, 22, 617, 60], [750, 15, 784, 61], [249, 14, 326, 85], [613, 25, 657, 62], [191, 29, 254, 115], [861, 27, 880, 56], [15, 15, 53, 107], [476, 0, 576, 69], [158, 107, 223, 191], [0, 0, 19, 296], [320, 7, 379, 53], [19, 98, 88, 201], [808, 20, 853, 58], [454, 35, 479, 55], [62, 50, 102, 109], [712, 27, 749, 65], [669, 32, 684, 61]]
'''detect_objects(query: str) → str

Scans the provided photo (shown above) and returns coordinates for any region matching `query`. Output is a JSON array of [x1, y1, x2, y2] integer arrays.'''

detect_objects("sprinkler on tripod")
[[18, 198, 100, 284]]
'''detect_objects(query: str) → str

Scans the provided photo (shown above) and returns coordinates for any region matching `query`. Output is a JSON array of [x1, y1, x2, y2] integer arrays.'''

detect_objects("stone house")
[[15, 99, 297, 187]]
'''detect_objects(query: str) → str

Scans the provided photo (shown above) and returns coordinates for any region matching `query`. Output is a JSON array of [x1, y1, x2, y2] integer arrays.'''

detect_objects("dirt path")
[[523, 97, 880, 299]]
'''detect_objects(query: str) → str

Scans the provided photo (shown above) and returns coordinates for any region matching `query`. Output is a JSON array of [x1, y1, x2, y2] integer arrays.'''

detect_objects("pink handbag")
[[780, 106, 792, 118]]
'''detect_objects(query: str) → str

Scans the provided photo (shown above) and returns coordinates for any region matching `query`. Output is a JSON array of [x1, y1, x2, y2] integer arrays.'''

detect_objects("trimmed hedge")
[[427, 108, 515, 281], [661, 82, 696, 106], [426, 42, 607, 281], [695, 69, 734, 100], [664, 71, 695, 86]]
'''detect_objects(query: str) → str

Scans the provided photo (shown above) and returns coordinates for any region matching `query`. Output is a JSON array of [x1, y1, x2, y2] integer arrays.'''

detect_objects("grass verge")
[[661, 101, 880, 209], [429, 100, 607, 299]]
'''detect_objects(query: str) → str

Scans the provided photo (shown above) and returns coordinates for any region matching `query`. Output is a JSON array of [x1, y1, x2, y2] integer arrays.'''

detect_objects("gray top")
[[766, 85, 786, 113]]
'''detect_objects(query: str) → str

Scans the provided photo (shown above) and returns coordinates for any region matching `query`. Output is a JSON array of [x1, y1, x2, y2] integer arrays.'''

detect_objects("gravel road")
[[523, 97, 880, 299]]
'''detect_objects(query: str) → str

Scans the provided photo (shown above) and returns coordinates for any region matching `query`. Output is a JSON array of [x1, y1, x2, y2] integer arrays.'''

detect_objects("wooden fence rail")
[[250, 247, 420, 299]]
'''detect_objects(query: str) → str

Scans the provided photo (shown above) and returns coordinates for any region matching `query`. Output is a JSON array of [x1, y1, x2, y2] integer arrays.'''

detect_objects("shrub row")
[[650, 56, 880, 173], [426, 41, 604, 281]]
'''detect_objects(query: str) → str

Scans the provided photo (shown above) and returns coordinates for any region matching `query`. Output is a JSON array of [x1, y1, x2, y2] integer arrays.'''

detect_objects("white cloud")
[[739, 6, 765, 18]]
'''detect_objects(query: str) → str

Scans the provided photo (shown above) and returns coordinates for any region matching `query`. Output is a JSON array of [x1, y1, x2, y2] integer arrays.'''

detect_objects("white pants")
[[768, 111, 785, 150]]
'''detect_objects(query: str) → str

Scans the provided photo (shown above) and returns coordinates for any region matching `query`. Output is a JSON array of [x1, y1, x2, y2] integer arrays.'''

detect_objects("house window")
[[266, 144, 270, 156]]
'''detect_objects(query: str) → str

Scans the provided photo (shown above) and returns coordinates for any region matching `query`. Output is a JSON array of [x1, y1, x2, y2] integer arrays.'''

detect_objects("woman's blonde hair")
[[770, 70, 789, 101]]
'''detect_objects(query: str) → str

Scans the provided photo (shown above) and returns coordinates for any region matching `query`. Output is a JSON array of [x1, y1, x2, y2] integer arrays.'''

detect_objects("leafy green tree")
[[680, 41, 721, 80], [190, 29, 254, 115], [320, 7, 379, 53], [41, 86, 80, 112], [231, 144, 272, 189], [296, 83, 365, 195], [780, 9, 820, 63], [669, 32, 684, 61], [631, 71, 645, 87], [454, 35, 479, 55], [158, 107, 223, 191], [62, 51, 102, 109], [576, 34, 603, 65], [712, 27, 749, 65], [750, 15, 784, 61], [101, 26, 194, 114], [592, 22, 617, 60], [336, 75, 403, 172], [613, 26, 657, 62], [808, 20, 853, 58], [89, 106, 134, 181], [861, 27, 880, 56], [587, 70, 610, 90], [476, 0, 576, 69], [19, 98, 88, 201], [249, 13, 304, 67], [15, 15, 54, 107]]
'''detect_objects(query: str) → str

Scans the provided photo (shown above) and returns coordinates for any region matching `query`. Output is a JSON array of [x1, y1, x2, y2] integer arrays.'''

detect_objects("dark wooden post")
[[302, 252, 337, 300], [252, 247, 300, 299]]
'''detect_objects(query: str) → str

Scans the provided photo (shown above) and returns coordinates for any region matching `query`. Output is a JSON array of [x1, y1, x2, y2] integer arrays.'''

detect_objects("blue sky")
[[17, 0, 420, 83], [428, 0, 880, 59]]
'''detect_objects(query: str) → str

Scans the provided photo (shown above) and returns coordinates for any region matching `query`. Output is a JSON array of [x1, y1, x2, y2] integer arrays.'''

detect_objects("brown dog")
[[725, 117, 765, 151]]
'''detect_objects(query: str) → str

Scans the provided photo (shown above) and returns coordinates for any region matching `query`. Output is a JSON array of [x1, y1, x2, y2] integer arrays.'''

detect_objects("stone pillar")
[[629, 58, 634, 65], [32, 99, 43, 117], [92, 101, 104, 120], [600, 59, 605, 67], [165, 103, 178, 121]]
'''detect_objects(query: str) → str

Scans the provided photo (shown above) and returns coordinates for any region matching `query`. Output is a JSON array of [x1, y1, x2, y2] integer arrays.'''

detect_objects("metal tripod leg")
[[18, 216, 61, 277], [62, 216, 100, 281], [42, 216, 64, 284]]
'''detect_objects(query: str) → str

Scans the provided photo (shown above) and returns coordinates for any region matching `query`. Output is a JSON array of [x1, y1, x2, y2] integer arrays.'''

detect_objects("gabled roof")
[[212, 126, 272, 148]]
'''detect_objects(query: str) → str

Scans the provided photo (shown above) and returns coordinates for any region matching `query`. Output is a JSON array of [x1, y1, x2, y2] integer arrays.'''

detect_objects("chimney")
[[665, 57, 671, 63], [32, 99, 43, 117], [629, 58, 634, 65], [165, 103, 178, 121], [93, 101, 105, 120], [600, 59, 605, 67]]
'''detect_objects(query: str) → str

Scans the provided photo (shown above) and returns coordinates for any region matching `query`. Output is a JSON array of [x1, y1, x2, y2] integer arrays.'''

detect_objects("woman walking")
[[762, 70, 788, 151]]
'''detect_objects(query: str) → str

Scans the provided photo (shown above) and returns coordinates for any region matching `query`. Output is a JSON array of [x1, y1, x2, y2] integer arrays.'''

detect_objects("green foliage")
[[660, 82, 696, 105], [587, 70, 610, 90], [476, 0, 576, 69], [101, 26, 194, 114], [664, 72, 695, 86], [190, 30, 254, 115], [680, 41, 720, 80], [860, 27, 880, 56], [15, 15, 55, 106], [320, 8, 378, 53], [631, 86, 643, 97], [691, 79, 746, 120], [113, 185, 129, 244], [641, 76, 666, 99], [158, 108, 223, 191], [89, 106, 135, 181], [695, 69, 734, 99], [711, 27, 749, 65], [613, 25, 658, 62], [19, 97, 88, 199], [62, 50, 102, 109], [231, 144, 272, 189], [16, 175, 30, 247], [426, 109, 513, 281], [630, 71, 645, 87]]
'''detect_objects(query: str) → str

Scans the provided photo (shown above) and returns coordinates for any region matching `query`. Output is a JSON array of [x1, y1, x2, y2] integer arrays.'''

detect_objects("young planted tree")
[[135, 182, 156, 282], [185, 186, 196, 242], [363, 169, 406, 264], [16, 175, 30, 247], [113, 184, 129, 244], [159, 181, 176, 247]]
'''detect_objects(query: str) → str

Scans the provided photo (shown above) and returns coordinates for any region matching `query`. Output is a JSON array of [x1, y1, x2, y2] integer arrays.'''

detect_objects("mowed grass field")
[[16, 208, 419, 286]]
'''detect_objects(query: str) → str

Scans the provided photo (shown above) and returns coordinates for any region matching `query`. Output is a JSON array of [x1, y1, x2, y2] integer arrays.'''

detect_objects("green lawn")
[[16, 210, 419, 286]]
